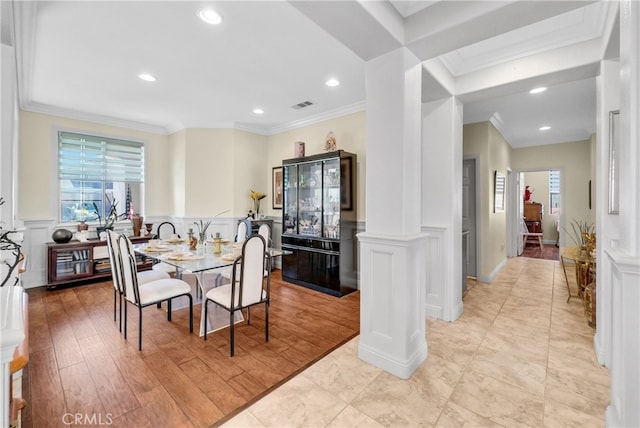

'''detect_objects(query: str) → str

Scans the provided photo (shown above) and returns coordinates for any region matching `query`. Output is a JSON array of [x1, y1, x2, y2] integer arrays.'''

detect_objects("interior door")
[[462, 159, 477, 279]]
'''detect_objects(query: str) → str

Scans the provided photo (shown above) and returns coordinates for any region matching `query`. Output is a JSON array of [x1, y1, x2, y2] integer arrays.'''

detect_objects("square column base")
[[357, 232, 428, 379]]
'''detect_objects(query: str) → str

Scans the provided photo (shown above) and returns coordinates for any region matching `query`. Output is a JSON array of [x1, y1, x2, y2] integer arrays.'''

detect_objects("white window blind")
[[59, 132, 144, 182], [58, 131, 144, 223]]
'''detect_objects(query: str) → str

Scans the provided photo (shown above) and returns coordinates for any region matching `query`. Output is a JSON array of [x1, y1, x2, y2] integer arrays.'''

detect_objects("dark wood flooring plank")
[[142, 351, 224, 426], [77, 335, 141, 419], [179, 358, 247, 415], [43, 293, 85, 369], [27, 298, 53, 353], [110, 407, 153, 428], [26, 348, 67, 428], [58, 362, 106, 421]]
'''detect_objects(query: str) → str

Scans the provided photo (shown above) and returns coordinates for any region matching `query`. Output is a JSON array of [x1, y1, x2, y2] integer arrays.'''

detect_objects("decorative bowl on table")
[[52, 228, 73, 243]]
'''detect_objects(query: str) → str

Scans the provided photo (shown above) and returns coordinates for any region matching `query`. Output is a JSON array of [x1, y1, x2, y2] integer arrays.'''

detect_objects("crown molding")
[[20, 100, 368, 138], [13, 0, 37, 107], [22, 102, 170, 135], [488, 112, 507, 139], [264, 101, 367, 135]]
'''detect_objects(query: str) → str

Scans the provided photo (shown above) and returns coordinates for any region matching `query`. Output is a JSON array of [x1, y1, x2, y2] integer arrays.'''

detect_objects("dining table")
[[133, 239, 288, 336]]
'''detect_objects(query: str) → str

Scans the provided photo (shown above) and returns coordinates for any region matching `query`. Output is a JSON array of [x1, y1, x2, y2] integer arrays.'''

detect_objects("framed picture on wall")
[[494, 171, 505, 212], [272, 166, 283, 209], [609, 110, 620, 214]]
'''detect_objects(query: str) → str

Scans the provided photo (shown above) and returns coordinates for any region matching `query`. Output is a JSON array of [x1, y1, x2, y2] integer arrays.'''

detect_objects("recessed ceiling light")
[[198, 8, 222, 25], [325, 78, 340, 87], [529, 87, 547, 94], [253, 108, 264, 115], [137, 73, 156, 82], [539, 126, 551, 131]]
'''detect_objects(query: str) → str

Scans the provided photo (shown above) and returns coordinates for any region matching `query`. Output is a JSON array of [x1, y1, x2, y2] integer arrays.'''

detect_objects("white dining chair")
[[219, 221, 251, 280], [204, 234, 270, 356], [106, 230, 170, 332], [116, 233, 193, 350], [151, 221, 182, 275], [258, 223, 271, 247], [520, 217, 544, 252]]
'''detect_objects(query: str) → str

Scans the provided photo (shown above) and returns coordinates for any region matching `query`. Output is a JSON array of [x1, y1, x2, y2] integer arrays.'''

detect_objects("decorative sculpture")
[[324, 131, 337, 151]]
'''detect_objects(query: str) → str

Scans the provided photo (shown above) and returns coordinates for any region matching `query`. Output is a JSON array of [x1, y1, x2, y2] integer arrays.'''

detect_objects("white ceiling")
[[11, 1, 618, 148]]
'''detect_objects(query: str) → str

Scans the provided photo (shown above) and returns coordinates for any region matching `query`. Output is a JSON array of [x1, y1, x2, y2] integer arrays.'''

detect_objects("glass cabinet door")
[[283, 164, 298, 234], [323, 158, 340, 239], [297, 161, 323, 237]]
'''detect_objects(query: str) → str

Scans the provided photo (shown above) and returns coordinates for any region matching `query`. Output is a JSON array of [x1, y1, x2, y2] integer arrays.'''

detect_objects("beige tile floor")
[[222, 257, 609, 427]]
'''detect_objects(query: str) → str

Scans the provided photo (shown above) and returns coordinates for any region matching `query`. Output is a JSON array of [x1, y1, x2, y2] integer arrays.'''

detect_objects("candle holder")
[[144, 223, 153, 236]]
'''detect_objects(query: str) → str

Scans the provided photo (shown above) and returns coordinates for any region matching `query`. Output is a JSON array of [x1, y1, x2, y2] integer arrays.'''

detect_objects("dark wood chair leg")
[[123, 301, 128, 340], [167, 299, 172, 321]]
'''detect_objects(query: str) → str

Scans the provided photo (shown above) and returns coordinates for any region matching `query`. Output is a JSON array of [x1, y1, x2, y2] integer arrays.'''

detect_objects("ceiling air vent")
[[291, 100, 314, 109]]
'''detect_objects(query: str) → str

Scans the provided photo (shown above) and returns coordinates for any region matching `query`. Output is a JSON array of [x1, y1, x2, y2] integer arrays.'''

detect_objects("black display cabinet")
[[281, 150, 357, 297]]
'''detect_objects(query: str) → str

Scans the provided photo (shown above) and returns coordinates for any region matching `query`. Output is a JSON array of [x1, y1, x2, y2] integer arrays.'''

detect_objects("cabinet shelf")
[[47, 235, 152, 289]]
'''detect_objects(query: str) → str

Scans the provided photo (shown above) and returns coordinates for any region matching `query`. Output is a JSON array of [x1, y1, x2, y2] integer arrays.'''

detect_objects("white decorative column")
[[594, 58, 620, 368], [421, 97, 464, 322], [605, 1, 640, 426], [358, 47, 428, 379]]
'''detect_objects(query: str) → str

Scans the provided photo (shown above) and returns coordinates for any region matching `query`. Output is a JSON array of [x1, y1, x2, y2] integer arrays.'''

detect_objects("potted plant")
[[564, 219, 596, 257], [193, 219, 212, 244], [0, 196, 22, 287], [250, 189, 267, 218], [94, 195, 122, 236]]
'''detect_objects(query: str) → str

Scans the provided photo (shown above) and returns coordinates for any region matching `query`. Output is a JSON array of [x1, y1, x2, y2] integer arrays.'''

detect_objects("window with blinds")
[[58, 131, 145, 223], [549, 170, 560, 214]]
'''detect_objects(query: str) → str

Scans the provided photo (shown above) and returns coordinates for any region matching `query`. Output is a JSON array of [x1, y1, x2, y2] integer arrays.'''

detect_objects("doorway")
[[516, 169, 561, 260], [462, 158, 477, 282]]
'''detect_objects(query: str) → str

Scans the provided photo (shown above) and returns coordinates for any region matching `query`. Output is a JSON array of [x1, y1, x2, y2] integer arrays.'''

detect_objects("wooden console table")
[[47, 236, 152, 288]]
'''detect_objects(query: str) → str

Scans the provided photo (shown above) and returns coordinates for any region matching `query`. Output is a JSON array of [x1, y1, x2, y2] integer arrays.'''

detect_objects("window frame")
[[53, 127, 147, 225], [549, 169, 560, 215]]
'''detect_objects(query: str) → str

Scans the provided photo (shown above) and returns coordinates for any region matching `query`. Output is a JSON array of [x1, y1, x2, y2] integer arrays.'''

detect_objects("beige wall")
[[512, 139, 593, 243], [19, 111, 171, 220], [181, 128, 235, 217], [168, 130, 186, 217], [233, 129, 268, 216], [463, 121, 512, 280], [18, 110, 366, 224], [265, 111, 366, 221]]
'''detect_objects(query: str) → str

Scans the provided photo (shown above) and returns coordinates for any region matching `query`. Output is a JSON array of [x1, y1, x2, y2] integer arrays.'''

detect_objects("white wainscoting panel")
[[21, 219, 55, 288], [423, 226, 445, 319], [357, 231, 428, 379], [605, 248, 640, 428]]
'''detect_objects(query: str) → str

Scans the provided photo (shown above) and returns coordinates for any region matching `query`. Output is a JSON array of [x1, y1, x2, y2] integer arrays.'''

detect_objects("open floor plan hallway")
[[224, 256, 609, 427]]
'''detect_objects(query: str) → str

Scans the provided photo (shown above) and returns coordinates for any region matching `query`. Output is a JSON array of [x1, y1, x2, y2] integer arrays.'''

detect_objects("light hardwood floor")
[[224, 257, 609, 427], [21, 270, 359, 427]]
